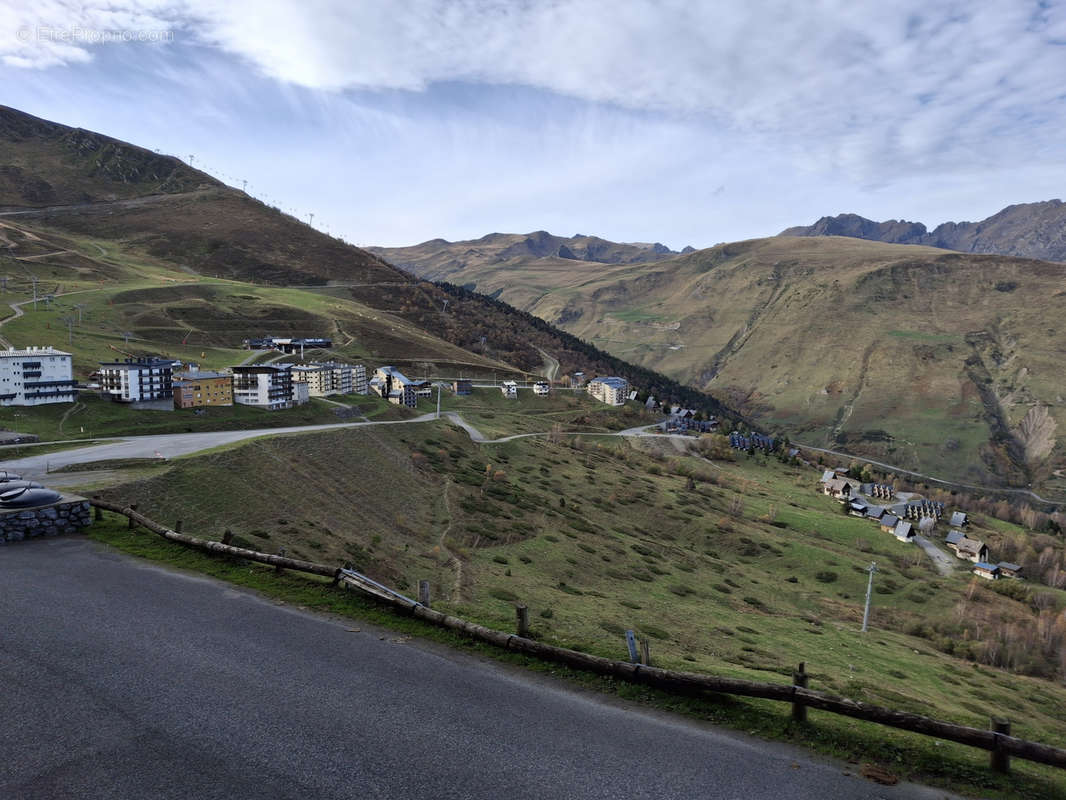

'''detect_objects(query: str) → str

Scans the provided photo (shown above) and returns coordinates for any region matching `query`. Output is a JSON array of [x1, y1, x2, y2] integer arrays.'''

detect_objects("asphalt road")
[[0, 538, 961, 800]]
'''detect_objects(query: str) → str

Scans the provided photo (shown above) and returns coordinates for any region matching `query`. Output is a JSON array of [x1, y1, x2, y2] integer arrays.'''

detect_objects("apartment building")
[[231, 364, 294, 410], [533, 381, 550, 396], [173, 371, 233, 409], [369, 366, 417, 407], [99, 357, 175, 402], [290, 362, 368, 397], [0, 347, 76, 406], [587, 376, 629, 406]]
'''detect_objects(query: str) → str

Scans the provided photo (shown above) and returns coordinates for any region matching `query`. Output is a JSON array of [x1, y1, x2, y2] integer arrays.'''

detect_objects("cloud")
[[3, 2, 1066, 246]]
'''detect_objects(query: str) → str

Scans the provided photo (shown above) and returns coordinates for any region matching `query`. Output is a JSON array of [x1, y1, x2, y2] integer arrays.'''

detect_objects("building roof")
[[945, 530, 965, 545], [820, 469, 836, 483], [957, 537, 986, 554], [997, 562, 1022, 572], [589, 376, 628, 389], [894, 521, 913, 538], [1, 346, 70, 358], [100, 357, 175, 368], [974, 562, 998, 572], [950, 511, 968, 526], [865, 505, 886, 519], [881, 514, 899, 528]]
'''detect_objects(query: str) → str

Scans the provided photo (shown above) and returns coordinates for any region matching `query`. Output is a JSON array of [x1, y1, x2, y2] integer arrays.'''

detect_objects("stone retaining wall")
[[0, 495, 92, 543]]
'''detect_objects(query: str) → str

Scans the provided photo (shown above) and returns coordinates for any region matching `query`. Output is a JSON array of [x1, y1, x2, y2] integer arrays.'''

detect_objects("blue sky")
[[2, 1, 1065, 248]]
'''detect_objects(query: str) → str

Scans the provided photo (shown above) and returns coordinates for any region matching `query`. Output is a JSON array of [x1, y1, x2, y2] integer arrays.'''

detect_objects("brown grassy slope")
[[370, 230, 680, 284], [0, 105, 218, 206], [396, 234, 1066, 490]]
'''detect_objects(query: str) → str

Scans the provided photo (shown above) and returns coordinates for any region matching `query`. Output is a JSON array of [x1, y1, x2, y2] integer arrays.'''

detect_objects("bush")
[[815, 571, 839, 583], [492, 555, 509, 565]]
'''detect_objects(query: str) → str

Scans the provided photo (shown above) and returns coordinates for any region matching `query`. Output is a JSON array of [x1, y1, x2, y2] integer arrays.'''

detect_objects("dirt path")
[[534, 346, 560, 381], [439, 479, 465, 601], [913, 535, 955, 576]]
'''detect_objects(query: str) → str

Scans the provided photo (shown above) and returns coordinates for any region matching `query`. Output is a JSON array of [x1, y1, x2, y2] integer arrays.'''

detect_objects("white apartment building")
[[231, 364, 293, 410], [533, 381, 550, 396], [99, 357, 175, 402], [0, 347, 76, 406], [501, 380, 518, 398], [587, 376, 629, 406]]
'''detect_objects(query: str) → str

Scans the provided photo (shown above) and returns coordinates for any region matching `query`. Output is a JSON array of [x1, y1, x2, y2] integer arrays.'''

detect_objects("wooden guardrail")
[[92, 498, 1066, 773]]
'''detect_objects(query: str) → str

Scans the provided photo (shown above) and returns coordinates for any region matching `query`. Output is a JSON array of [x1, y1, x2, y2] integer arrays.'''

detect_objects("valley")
[[376, 234, 1066, 497]]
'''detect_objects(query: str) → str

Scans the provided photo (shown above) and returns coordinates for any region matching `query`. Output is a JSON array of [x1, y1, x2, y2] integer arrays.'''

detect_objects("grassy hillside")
[[386, 233, 1066, 494], [91, 409, 1066, 797], [0, 105, 218, 206], [0, 105, 732, 413]]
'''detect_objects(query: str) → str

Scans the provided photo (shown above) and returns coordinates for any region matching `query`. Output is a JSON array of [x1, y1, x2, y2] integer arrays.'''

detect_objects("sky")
[[1, 1, 1065, 249]]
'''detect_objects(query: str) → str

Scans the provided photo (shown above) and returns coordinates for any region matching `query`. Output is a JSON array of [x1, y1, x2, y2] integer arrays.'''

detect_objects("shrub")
[[492, 555, 509, 565], [815, 571, 839, 583]]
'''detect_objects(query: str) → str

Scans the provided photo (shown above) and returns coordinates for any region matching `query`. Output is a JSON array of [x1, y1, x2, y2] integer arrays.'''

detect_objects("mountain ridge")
[[780, 200, 1066, 262]]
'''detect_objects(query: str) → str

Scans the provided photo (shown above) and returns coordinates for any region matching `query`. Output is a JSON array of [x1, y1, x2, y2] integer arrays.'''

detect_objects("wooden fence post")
[[991, 718, 1011, 773], [127, 504, 138, 530], [175, 519, 183, 534], [221, 529, 233, 545], [515, 604, 530, 637], [92, 497, 102, 521], [639, 638, 651, 666], [625, 630, 639, 663], [792, 662, 808, 722], [418, 580, 431, 607]]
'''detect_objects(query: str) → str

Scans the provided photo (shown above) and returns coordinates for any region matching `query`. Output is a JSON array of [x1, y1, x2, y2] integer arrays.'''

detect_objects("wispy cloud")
[[2, 2, 1065, 245]]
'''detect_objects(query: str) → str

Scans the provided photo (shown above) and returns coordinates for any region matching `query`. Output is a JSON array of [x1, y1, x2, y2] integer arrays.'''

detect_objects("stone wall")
[[0, 495, 92, 543]]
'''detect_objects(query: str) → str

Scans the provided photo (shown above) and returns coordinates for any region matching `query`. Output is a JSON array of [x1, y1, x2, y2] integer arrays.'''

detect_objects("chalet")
[[501, 380, 518, 398], [819, 469, 836, 485], [997, 562, 1023, 580], [414, 380, 433, 399], [860, 482, 894, 500], [865, 505, 887, 521], [973, 562, 999, 580], [453, 379, 472, 395], [823, 477, 853, 501], [533, 381, 550, 396], [904, 500, 944, 520], [894, 520, 914, 542], [730, 431, 776, 452], [880, 514, 900, 534], [950, 511, 968, 527], [952, 536, 988, 563], [849, 498, 868, 517], [945, 530, 966, 547]]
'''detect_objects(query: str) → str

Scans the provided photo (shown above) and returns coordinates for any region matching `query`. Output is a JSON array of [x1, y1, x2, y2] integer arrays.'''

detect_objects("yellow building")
[[173, 371, 233, 408]]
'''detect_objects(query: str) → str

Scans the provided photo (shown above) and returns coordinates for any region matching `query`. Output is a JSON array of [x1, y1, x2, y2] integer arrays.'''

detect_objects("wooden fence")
[[91, 498, 1066, 773]]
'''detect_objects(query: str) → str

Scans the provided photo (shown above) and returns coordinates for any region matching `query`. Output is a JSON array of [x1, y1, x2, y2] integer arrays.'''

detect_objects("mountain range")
[[780, 200, 1066, 263]]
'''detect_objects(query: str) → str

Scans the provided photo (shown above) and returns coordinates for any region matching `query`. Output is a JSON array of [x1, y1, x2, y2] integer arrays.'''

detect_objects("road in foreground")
[[0, 538, 959, 800]]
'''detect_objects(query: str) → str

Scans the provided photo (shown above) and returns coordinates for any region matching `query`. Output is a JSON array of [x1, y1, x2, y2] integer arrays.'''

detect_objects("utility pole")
[[242, 179, 247, 192], [74, 303, 86, 324], [61, 315, 74, 346], [861, 561, 878, 632], [30, 275, 38, 311], [436, 383, 441, 419], [122, 331, 132, 345], [308, 213, 314, 226]]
